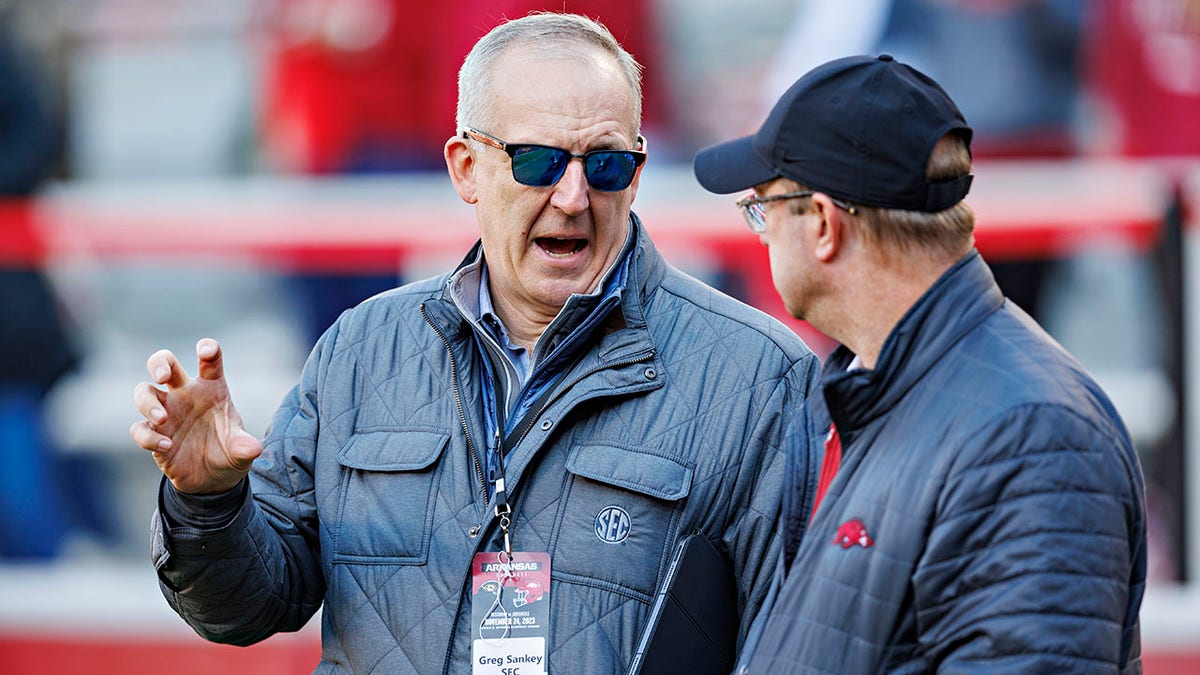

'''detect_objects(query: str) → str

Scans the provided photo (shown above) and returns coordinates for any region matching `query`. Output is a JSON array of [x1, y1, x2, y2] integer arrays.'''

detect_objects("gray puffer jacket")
[[152, 219, 819, 674]]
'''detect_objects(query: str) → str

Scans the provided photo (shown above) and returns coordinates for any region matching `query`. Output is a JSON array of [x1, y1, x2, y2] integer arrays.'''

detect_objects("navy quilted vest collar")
[[820, 250, 1004, 436]]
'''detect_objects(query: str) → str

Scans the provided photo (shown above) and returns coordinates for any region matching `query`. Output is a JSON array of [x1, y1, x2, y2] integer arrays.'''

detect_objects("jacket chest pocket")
[[553, 444, 692, 599], [333, 429, 449, 564]]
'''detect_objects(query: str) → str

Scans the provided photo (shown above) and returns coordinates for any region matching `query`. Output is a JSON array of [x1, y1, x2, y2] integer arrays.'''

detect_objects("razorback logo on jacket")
[[833, 518, 873, 549]]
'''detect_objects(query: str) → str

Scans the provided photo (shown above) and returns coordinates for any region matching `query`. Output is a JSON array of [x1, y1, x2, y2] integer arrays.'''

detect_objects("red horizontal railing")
[[0, 160, 1183, 270]]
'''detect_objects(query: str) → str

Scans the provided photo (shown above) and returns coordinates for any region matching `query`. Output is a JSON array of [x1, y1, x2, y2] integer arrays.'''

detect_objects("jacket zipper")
[[421, 303, 488, 500], [423, 300, 655, 675], [441, 346, 655, 675], [423, 301, 489, 675]]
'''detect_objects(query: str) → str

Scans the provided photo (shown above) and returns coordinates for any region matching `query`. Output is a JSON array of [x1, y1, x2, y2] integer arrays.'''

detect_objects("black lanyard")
[[490, 377, 559, 560]]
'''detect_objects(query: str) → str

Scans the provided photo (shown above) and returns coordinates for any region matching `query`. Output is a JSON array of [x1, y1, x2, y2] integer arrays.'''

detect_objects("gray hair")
[[456, 13, 644, 134], [856, 133, 975, 259]]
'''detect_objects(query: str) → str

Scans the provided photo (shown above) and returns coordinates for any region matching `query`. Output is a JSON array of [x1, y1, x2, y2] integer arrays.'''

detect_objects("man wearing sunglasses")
[[131, 12, 818, 674], [695, 55, 1146, 673]]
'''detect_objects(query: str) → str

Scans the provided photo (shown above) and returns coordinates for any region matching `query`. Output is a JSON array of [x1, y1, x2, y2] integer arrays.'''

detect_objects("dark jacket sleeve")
[[915, 403, 1146, 672], [151, 326, 334, 645]]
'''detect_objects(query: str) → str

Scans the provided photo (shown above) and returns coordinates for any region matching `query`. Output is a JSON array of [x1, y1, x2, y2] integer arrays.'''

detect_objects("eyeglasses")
[[461, 127, 647, 192], [735, 190, 857, 234]]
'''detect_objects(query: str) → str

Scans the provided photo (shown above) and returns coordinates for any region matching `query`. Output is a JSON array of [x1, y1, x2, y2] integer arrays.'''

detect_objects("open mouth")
[[536, 237, 587, 258]]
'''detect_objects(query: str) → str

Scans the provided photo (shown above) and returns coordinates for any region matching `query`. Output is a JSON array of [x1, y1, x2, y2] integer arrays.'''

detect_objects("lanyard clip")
[[496, 506, 513, 561], [494, 479, 512, 561]]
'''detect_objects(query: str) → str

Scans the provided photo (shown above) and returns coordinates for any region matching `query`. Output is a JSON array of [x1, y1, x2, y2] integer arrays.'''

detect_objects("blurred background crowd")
[[1, 0, 1199, 661]]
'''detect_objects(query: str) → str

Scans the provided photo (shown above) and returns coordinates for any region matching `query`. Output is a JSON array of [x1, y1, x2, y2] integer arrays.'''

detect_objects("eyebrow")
[[522, 134, 636, 153]]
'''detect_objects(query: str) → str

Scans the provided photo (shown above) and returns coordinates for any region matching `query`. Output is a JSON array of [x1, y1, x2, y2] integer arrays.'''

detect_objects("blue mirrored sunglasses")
[[461, 127, 647, 192]]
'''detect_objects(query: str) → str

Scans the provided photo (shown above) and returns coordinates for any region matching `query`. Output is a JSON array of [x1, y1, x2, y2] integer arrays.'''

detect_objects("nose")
[[550, 157, 590, 215]]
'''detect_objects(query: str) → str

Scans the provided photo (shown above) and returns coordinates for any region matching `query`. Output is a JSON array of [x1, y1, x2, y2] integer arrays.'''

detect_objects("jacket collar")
[[609, 212, 665, 351], [820, 250, 1004, 435]]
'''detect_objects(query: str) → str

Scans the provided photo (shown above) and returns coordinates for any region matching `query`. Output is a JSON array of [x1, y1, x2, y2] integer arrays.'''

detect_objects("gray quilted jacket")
[[152, 219, 819, 674]]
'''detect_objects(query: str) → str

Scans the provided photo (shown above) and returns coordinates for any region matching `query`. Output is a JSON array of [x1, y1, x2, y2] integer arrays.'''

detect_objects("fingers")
[[147, 349, 188, 388], [228, 428, 265, 469], [196, 333, 225, 381], [132, 380, 168, 421], [130, 418, 171, 452], [196, 338, 225, 382], [132, 380, 173, 445]]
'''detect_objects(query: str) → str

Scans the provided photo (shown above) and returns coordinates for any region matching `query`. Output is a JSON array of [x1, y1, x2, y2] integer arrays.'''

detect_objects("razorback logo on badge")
[[513, 579, 545, 607], [833, 518, 874, 549]]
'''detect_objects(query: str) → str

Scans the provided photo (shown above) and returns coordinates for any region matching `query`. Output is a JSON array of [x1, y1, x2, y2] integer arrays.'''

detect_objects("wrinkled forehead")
[[485, 46, 640, 136]]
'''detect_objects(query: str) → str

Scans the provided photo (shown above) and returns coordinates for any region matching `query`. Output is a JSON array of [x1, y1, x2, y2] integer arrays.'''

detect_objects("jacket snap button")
[[539, 419, 553, 431], [468, 525, 480, 538], [644, 367, 657, 380]]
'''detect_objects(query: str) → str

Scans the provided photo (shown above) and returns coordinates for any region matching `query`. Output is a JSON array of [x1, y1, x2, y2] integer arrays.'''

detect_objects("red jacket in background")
[[262, 0, 666, 174]]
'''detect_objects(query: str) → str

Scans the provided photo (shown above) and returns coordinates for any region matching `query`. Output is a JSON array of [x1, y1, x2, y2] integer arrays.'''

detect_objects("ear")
[[811, 193, 843, 262], [623, 134, 649, 203], [626, 157, 646, 203], [444, 135, 478, 204]]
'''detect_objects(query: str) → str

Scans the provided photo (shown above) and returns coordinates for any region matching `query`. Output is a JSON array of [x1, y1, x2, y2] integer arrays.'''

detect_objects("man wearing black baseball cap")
[[696, 55, 1146, 673]]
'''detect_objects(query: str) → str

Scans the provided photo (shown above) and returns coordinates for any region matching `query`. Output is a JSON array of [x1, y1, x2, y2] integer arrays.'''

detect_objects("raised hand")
[[131, 338, 263, 495]]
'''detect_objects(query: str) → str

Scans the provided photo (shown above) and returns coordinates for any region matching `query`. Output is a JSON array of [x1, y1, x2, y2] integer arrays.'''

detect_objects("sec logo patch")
[[594, 505, 631, 543]]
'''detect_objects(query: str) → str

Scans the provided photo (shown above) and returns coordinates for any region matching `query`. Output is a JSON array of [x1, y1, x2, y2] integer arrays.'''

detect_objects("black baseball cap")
[[693, 54, 973, 212]]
